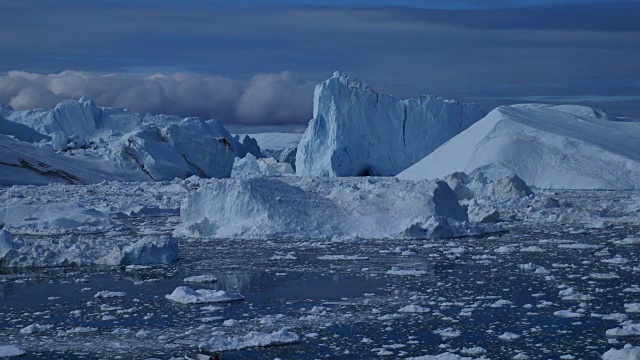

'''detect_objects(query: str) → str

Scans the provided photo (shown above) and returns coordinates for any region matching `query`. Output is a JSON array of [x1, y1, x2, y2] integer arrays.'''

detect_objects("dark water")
[[1, 224, 640, 359]]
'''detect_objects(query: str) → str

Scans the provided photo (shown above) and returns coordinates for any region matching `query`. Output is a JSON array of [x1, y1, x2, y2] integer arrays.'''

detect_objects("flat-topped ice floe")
[[199, 329, 300, 352], [178, 177, 481, 240], [165, 286, 245, 304], [296, 72, 487, 177], [0, 232, 179, 268], [398, 104, 640, 190]]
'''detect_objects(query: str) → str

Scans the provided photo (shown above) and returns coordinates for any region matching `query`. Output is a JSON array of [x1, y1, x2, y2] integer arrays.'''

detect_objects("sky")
[[1, 0, 639, 125]]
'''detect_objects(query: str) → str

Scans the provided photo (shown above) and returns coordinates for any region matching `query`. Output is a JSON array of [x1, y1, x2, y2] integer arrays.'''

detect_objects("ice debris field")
[[1, 73, 640, 359]]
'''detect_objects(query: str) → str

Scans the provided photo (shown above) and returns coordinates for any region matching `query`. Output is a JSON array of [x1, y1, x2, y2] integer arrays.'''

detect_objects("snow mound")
[[165, 286, 245, 304], [0, 203, 115, 234], [407, 353, 472, 360], [178, 177, 474, 240], [398, 104, 640, 190], [199, 328, 300, 352], [603, 344, 640, 360], [296, 72, 487, 176], [232, 153, 294, 178]]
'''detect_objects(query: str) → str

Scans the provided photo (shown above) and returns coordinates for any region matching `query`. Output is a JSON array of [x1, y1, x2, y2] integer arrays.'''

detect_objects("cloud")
[[0, 70, 316, 125]]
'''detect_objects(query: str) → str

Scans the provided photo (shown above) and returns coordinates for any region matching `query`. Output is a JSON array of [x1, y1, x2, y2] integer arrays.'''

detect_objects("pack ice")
[[178, 177, 477, 240], [398, 104, 640, 190], [296, 72, 487, 176]]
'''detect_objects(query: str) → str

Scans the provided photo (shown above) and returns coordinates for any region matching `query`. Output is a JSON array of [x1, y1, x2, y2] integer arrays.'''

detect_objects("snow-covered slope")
[[178, 177, 481, 240], [398, 104, 640, 190], [296, 72, 487, 176]]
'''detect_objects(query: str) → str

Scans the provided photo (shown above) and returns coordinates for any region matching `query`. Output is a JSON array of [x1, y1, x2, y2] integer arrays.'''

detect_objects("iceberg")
[[398, 104, 640, 190], [296, 72, 487, 176], [115, 118, 236, 181], [178, 177, 471, 240]]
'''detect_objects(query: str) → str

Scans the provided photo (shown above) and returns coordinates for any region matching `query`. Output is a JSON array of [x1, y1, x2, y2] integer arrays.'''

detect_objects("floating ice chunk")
[[386, 268, 427, 276], [317, 255, 369, 261], [602, 255, 629, 264], [199, 328, 300, 352], [591, 273, 620, 280], [62, 327, 98, 334], [558, 243, 602, 249], [398, 305, 430, 313], [559, 288, 594, 301], [20, 323, 52, 334], [0, 203, 115, 235], [498, 332, 521, 340], [407, 352, 472, 360], [460, 347, 486, 355], [179, 177, 469, 240], [97, 236, 178, 266], [94, 291, 126, 299], [433, 328, 461, 338], [165, 286, 244, 304], [0, 345, 26, 358], [495, 245, 517, 254], [625, 303, 640, 313], [554, 310, 584, 318], [490, 299, 513, 308], [606, 323, 640, 337], [520, 246, 544, 252], [184, 275, 218, 284], [614, 237, 640, 245], [602, 344, 640, 359]]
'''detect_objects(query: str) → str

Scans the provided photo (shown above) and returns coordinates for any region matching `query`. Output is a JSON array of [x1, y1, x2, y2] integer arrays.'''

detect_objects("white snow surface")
[[398, 104, 640, 190], [199, 328, 300, 352], [296, 72, 487, 176], [178, 176, 474, 240]]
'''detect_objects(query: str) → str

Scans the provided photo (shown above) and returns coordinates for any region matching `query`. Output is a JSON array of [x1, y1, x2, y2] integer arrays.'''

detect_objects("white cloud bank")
[[0, 70, 315, 125]]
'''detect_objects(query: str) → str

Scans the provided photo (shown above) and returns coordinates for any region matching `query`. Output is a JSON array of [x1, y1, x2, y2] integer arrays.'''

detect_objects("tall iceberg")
[[295, 72, 487, 176]]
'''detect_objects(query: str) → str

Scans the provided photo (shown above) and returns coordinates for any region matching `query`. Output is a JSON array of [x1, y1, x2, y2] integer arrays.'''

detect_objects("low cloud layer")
[[0, 70, 316, 125]]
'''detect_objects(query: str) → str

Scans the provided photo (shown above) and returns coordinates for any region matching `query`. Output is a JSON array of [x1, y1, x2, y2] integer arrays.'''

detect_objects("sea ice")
[[198, 328, 300, 352], [165, 286, 244, 304]]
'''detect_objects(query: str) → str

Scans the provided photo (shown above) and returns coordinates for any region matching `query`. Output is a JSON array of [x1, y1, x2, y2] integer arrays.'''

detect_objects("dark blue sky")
[[1, 0, 639, 124]]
